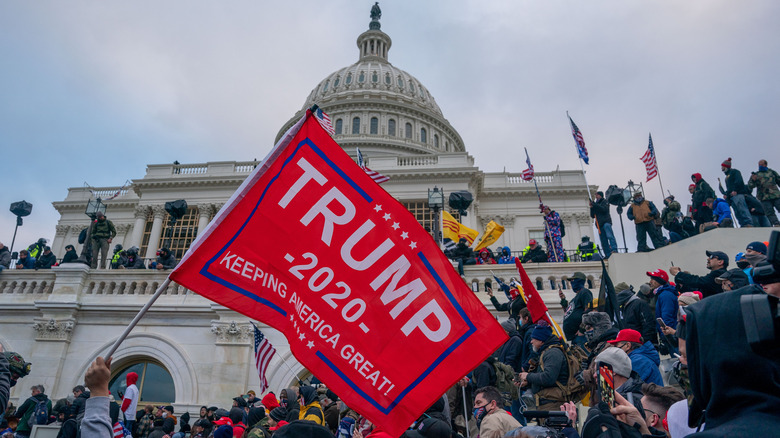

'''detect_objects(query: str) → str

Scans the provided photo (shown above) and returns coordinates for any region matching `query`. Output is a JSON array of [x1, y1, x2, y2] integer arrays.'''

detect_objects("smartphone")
[[656, 318, 668, 328], [597, 362, 616, 408]]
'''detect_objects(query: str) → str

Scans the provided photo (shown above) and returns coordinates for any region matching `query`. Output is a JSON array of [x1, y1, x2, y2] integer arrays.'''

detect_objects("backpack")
[[559, 220, 566, 237], [28, 398, 49, 427], [492, 361, 519, 404], [535, 344, 589, 404], [78, 228, 88, 244]]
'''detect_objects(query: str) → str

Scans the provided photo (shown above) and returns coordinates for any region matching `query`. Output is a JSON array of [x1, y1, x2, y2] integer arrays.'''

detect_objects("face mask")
[[584, 329, 595, 342], [759, 166, 768, 172], [743, 252, 767, 266], [473, 406, 487, 425], [633, 197, 644, 204]]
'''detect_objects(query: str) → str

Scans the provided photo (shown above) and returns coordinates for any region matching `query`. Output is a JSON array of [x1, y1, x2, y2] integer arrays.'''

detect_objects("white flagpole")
[[105, 277, 172, 358]]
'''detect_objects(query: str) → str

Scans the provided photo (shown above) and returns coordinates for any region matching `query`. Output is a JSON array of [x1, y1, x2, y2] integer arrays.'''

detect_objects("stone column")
[[53, 225, 70, 258], [144, 206, 165, 259], [130, 206, 149, 249], [196, 204, 213, 235]]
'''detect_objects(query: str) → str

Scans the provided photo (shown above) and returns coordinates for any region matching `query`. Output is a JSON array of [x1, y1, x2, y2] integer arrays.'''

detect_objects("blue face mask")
[[473, 406, 487, 424], [759, 165, 768, 172]]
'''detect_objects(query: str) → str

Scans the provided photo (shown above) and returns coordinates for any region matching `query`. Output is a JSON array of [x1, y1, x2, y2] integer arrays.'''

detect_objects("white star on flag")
[[400, 231, 409, 239], [409, 241, 417, 249], [391, 222, 400, 230], [383, 213, 391, 221], [374, 204, 382, 212], [299, 333, 306, 341], [307, 341, 315, 349]]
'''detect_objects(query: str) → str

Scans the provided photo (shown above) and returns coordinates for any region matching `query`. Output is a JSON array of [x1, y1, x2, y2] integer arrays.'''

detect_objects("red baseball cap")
[[646, 269, 669, 283], [607, 328, 642, 345], [529, 239, 537, 245]]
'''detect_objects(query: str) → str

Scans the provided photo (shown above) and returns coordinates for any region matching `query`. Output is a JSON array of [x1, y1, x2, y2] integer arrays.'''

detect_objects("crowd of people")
[[2, 230, 777, 438]]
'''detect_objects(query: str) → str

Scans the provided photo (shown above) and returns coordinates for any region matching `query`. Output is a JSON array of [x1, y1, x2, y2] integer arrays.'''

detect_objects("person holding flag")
[[558, 272, 593, 345], [542, 206, 566, 262]]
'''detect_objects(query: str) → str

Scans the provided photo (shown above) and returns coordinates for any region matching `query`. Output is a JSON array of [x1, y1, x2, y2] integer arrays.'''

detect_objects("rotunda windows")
[[420, 128, 427, 144], [358, 72, 365, 83], [397, 76, 404, 88], [323, 80, 329, 92], [434, 134, 439, 149], [335, 119, 343, 135], [385, 73, 391, 85], [346, 73, 353, 85], [370, 117, 379, 134], [409, 81, 415, 93], [372, 71, 378, 83], [388, 119, 396, 136], [405, 122, 412, 139], [352, 117, 361, 134], [109, 359, 175, 405], [334, 76, 340, 87]]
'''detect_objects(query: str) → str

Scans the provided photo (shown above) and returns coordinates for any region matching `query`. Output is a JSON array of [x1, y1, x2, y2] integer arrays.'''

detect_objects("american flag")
[[640, 133, 658, 181], [252, 323, 276, 393], [313, 107, 335, 136], [356, 147, 390, 184], [521, 148, 534, 181], [568, 114, 589, 164]]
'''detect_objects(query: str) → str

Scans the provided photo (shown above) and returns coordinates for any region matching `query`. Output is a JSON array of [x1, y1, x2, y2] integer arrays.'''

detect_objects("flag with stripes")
[[521, 148, 534, 181], [314, 107, 335, 136], [356, 147, 390, 184], [568, 114, 589, 164], [252, 323, 276, 393], [640, 133, 658, 181]]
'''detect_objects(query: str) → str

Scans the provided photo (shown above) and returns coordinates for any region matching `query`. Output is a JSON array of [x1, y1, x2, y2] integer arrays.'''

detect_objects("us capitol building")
[[0, 8, 601, 413]]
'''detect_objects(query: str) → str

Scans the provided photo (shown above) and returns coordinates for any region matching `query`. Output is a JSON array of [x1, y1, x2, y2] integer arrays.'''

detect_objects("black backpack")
[[78, 228, 88, 244], [560, 220, 566, 237]]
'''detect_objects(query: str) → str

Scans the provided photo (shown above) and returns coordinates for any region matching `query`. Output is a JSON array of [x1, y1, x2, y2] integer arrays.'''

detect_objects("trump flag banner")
[[169, 109, 507, 436]]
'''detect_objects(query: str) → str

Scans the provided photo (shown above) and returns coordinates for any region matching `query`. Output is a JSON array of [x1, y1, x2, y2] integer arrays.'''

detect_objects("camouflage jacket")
[[748, 168, 780, 201]]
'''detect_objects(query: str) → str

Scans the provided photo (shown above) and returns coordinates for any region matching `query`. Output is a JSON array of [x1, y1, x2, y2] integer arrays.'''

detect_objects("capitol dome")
[[276, 9, 465, 158]]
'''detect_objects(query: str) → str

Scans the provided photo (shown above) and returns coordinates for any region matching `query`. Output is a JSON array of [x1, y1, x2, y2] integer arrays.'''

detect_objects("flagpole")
[[105, 277, 172, 359], [528, 149, 560, 263], [566, 112, 593, 201], [277, 352, 305, 386], [649, 133, 666, 199]]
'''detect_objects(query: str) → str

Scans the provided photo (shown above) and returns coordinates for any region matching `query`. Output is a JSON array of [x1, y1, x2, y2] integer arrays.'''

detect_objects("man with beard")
[[670, 250, 728, 298]]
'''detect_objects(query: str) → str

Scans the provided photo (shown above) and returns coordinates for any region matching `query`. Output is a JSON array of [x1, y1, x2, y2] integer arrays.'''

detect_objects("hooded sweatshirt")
[[261, 393, 279, 412], [496, 246, 516, 264], [685, 285, 780, 436], [121, 372, 139, 419], [297, 386, 325, 425]]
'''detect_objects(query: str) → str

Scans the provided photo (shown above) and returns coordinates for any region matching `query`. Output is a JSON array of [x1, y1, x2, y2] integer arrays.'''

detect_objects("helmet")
[[114, 244, 123, 252], [126, 247, 139, 256], [4, 351, 31, 378], [581, 236, 589, 242], [37, 238, 47, 245], [735, 252, 745, 262]]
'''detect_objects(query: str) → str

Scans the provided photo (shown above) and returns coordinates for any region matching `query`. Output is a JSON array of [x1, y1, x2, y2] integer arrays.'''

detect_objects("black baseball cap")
[[706, 250, 729, 267]]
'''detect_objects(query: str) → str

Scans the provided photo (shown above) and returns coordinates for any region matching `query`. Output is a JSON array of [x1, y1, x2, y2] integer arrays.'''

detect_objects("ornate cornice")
[[134, 205, 150, 219], [210, 321, 252, 345], [151, 205, 166, 219], [55, 225, 70, 237], [32, 318, 75, 342]]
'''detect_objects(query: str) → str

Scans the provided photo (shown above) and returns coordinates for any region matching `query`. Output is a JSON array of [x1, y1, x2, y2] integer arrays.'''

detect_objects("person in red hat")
[[520, 239, 547, 263], [608, 329, 663, 386], [646, 269, 678, 339], [690, 173, 716, 228]]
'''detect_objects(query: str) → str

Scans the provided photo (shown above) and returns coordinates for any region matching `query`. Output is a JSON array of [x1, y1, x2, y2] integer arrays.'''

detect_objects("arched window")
[[434, 134, 439, 148], [397, 76, 404, 88], [346, 73, 352, 85], [370, 117, 378, 134], [405, 122, 412, 139], [410, 81, 416, 93], [385, 73, 391, 85], [109, 359, 175, 404], [335, 119, 343, 135], [420, 128, 427, 143], [352, 117, 361, 134], [358, 72, 365, 83], [388, 119, 396, 136], [535, 278, 544, 290], [372, 72, 378, 83], [322, 80, 329, 92], [334, 76, 340, 87], [445, 141, 450, 152]]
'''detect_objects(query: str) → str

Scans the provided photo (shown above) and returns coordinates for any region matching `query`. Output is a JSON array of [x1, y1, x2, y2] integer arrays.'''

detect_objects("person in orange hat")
[[608, 329, 663, 386]]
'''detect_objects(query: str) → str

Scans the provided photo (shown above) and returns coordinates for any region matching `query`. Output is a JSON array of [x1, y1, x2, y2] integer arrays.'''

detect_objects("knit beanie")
[[721, 157, 732, 168], [213, 425, 233, 438], [500, 319, 516, 333], [530, 320, 553, 341], [269, 407, 287, 422]]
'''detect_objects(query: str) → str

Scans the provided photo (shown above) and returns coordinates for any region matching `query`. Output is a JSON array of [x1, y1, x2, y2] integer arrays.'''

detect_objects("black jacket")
[[521, 246, 547, 263], [675, 268, 726, 298], [0, 246, 11, 268], [686, 285, 780, 436], [155, 253, 178, 269], [69, 391, 90, 422], [452, 242, 474, 262], [562, 288, 593, 340], [489, 295, 526, 321], [35, 252, 57, 269], [722, 168, 750, 196], [61, 249, 79, 264], [590, 197, 612, 226], [526, 336, 568, 393], [617, 290, 657, 345], [518, 321, 538, 371], [122, 256, 146, 269], [472, 359, 496, 389], [495, 330, 523, 372]]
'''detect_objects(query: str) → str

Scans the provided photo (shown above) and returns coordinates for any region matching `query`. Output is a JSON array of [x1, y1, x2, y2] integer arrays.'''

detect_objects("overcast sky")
[[1, 0, 777, 253]]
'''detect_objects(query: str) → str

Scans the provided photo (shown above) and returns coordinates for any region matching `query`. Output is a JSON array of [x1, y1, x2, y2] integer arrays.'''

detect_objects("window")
[[445, 141, 449, 152], [372, 72, 378, 83], [358, 72, 365, 83], [346, 73, 352, 85], [402, 202, 460, 234], [323, 80, 329, 92], [535, 278, 544, 290], [334, 76, 340, 87], [370, 117, 378, 134], [410, 81, 415, 93], [529, 231, 545, 243], [335, 119, 343, 135], [397, 76, 404, 88], [352, 117, 361, 134], [140, 206, 200, 259], [434, 134, 439, 148], [420, 128, 427, 143], [109, 360, 175, 404], [405, 122, 412, 139], [385, 73, 391, 85], [388, 119, 396, 136]]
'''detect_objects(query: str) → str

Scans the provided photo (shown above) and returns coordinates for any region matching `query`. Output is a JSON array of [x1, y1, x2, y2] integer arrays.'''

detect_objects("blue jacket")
[[655, 284, 678, 334], [629, 342, 664, 386], [16, 256, 36, 269], [712, 198, 732, 223], [496, 246, 516, 264]]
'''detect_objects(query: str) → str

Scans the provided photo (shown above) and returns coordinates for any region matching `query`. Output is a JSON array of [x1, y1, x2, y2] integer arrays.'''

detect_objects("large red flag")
[[514, 259, 552, 325], [170, 110, 507, 436]]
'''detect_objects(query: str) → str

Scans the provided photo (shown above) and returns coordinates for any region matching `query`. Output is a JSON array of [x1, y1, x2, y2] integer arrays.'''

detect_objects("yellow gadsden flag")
[[474, 220, 505, 251], [442, 211, 479, 245]]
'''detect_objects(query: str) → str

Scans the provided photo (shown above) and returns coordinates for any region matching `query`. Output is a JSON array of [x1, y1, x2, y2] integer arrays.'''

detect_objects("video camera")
[[521, 411, 571, 437], [742, 230, 780, 358]]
